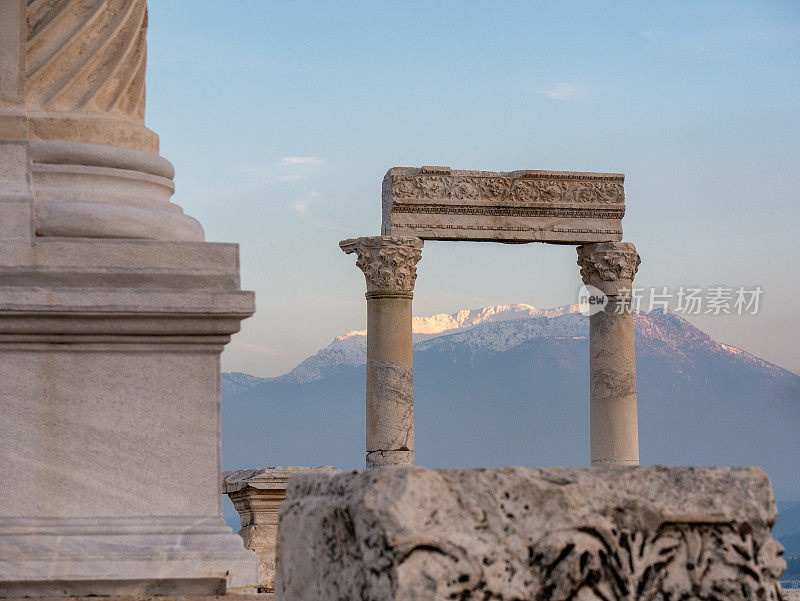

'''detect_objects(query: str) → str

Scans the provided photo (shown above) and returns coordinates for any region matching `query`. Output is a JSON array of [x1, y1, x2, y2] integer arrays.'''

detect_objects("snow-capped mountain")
[[270, 304, 587, 384], [226, 303, 791, 387]]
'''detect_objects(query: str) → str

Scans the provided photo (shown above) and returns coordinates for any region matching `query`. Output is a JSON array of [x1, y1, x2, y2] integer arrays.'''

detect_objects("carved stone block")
[[276, 466, 786, 601], [223, 467, 339, 593], [381, 167, 625, 244]]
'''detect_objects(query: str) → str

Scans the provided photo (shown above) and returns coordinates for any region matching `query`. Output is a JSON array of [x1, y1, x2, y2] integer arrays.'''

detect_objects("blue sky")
[[145, 1, 800, 376]]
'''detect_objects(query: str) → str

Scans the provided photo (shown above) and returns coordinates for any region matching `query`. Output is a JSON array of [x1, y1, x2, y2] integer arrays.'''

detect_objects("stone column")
[[577, 241, 642, 466], [223, 467, 340, 593], [0, 1, 257, 594], [340, 236, 423, 469]]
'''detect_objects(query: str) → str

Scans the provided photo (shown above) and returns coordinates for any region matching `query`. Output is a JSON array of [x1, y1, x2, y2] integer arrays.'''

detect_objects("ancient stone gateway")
[[341, 167, 641, 469]]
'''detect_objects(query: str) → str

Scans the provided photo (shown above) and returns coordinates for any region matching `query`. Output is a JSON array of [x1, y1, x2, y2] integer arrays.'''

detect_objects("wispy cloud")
[[642, 31, 656, 41], [290, 190, 347, 232], [290, 190, 322, 215], [238, 156, 325, 182], [536, 82, 587, 101], [277, 156, 323, 166]]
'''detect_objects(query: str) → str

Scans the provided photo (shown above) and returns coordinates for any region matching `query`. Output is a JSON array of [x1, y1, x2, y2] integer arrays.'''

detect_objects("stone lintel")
[[382, 166, 625, 244], [276, 466, 785, 601]]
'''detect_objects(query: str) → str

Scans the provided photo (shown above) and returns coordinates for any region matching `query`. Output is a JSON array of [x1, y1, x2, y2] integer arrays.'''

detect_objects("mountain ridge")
[[223, 304, 796, 392]]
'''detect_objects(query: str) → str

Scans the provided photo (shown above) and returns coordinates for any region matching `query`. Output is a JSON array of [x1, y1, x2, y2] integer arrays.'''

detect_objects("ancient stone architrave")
[[340, 235, 423, 297], [276, 466, 787, 601], [382, 166, 625, 244], [577, 240, 641, 295], [223, 467, 340, 593]]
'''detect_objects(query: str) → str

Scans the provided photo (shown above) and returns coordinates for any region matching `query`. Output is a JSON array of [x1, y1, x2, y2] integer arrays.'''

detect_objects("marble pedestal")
[[0, 140, 258, 594], [0, 236, 258, 595]]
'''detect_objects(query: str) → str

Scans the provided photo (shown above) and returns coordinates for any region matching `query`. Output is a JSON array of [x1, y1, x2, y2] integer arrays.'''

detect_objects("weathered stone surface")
[[578, 242, 642, 466], [382, 167, 625, 244], [6, 597, 270, 601], [223, 467, 339, 593], [20, 0, 157, 152], [340, 236, 423, 296], [341, 236, 421, 468], [577, 241, 641, 295], [366, 360, 414, 453], [276, 466, 786, 601], [365, 450, 415, 469]]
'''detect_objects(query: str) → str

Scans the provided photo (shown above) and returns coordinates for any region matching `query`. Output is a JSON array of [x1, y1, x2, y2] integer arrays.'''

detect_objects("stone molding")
[[577, 241, 641, 295], [223, 467, 339, 593], [0, 516, 256, 595], [276, 466, 786, 601], [223, 466, 340, 495], [382, 167, 625, 244], [26, 139, 204, 241], [387, 167, 624, 204], [339, 236, 423, 295]]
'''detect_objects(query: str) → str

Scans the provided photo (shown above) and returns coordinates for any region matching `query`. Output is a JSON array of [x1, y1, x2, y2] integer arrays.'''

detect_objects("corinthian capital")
[[340, 236, 423, 297], [577, 241, 641, 295]]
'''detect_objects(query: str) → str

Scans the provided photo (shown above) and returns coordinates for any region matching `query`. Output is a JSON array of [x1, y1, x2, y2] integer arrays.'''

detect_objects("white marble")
[[0, 0, 257, 594], [341, 236, 423, 468]]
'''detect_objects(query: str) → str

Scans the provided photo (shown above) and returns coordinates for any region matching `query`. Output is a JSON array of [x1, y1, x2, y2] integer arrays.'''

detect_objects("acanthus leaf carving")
[[577, 241, 641, 285], [387, 172, 625, 205], [527, 523, 785, 601], [340, 236, 423, 294]]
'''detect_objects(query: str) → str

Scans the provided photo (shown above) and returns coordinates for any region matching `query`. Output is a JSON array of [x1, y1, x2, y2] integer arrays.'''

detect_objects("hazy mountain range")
[[219, 303, 800, 568]]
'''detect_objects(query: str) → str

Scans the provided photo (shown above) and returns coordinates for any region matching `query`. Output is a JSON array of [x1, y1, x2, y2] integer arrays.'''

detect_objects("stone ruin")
[[0, 1, 791, 600], [340, 167, 640, 470], [277, 466, 786, 600]]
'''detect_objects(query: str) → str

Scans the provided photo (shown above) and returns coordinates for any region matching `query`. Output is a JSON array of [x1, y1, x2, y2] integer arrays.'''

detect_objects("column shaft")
[[366, 295, 414, 468], [589, 296, 639, 465]]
